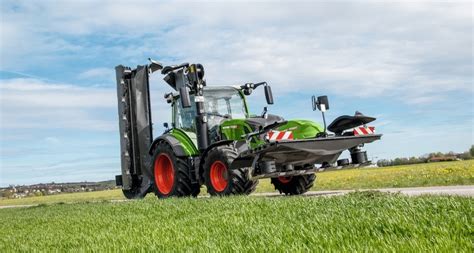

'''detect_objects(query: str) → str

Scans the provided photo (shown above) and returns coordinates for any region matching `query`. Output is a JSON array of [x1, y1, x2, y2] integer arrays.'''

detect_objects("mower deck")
[[233, 134, 382, 172]]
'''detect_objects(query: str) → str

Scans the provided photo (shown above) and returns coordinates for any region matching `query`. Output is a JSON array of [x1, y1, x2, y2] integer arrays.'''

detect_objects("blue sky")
[[0, 1, 472, 186]]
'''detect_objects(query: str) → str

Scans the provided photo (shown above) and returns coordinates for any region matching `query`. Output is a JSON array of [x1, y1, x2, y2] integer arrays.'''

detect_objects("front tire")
[[151, 141, 200, 198], [203, 144, 258, 196], [271, 174, 316, 195]]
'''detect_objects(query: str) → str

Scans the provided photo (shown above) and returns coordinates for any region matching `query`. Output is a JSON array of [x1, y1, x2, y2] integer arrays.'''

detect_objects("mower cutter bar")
[[115, 65, 153, 192]]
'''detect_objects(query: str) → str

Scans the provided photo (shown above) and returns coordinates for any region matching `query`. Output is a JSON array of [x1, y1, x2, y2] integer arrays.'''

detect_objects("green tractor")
[[115, 59, 381, 198]]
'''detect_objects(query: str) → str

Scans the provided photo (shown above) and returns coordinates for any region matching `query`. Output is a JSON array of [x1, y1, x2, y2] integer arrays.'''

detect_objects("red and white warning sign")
[[353, 126, 375, 136], [267, 130, 294, 141]]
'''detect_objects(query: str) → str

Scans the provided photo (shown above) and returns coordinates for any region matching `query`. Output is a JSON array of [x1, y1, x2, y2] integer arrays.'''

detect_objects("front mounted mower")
[[114, 59, 381, 198]]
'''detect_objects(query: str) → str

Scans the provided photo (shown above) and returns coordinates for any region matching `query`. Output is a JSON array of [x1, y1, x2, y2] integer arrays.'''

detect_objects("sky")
[[0, 0, 472, 186]]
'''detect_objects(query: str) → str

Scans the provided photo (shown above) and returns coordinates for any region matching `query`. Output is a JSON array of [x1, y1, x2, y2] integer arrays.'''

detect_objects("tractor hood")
[[246, 116, 324, 140], [220, 116, 324, 142], [245, 114, 285, 130], [276, 120, 324, 140]]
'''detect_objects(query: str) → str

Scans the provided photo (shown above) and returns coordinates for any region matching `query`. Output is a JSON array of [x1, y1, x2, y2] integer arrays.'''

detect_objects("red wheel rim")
[[154, 153, 174, 194], [210, 161, 228, 192], [278, 176, 292, 184]]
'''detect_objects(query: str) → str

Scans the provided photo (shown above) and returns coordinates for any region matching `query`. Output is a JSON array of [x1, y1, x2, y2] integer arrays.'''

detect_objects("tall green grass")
[[0, 192, 472, 252]]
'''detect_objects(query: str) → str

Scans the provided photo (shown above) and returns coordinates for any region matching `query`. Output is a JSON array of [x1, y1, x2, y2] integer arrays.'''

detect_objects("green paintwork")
[[169, 118, 323, 155], [166, 87, 323, 156], [170, 129, 199, 156], [220, 119, 265, 148], [237, 90, 250, 117], [220, 119, 251, 141], [277, 120, 324, 139]]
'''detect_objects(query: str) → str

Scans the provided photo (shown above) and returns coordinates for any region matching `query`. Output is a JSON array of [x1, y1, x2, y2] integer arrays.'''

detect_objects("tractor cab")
[[172, 85, 284, 145], [172, 86, 248, 130], [172, 86, 249, 144]]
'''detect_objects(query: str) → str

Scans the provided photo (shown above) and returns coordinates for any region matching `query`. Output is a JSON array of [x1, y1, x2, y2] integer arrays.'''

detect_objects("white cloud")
[[1, 0, 471, 126], [0, 77, 173, 133], [44, 137, 61, 145], [0, 78, 117, 131], [0, 78, 116, 108], [78, 68, 115, 80], [1, 1, 471, 103]]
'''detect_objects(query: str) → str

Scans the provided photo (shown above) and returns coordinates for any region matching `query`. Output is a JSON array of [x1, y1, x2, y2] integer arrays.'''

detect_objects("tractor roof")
[[171, 85, 242, 98]]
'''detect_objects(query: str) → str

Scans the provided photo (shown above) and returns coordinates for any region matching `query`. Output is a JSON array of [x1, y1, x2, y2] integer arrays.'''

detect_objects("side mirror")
[[317, 96, 329, 112], [179, 87, 191, 108], [264, 85, 274, 105], [312, 95, 330, 112], [243, 88, 253, 96], [163, 122, 169, 129]]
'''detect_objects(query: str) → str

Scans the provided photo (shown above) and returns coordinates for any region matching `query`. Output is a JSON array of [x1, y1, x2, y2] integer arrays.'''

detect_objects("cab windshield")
[[203, 88, 247, 119], [174, 87, 246, 132]]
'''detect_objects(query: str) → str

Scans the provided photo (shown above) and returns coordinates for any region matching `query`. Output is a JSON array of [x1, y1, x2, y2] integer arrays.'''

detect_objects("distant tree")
[[470, 145, 474, 157], [460, 152, 472, 160], [377, 159, 391, 167], [431, 152, 443, 158], [393, 158, 402, 166], [2, 191, 13, 199], [409, 156, 422, 164]]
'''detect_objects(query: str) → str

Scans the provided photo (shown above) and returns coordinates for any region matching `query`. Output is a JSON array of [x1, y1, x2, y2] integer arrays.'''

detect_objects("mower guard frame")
[[231, 134, 382, 176]]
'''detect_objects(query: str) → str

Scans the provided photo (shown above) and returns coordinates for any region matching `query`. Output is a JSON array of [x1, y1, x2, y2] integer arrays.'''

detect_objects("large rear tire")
[[271, 174, 316, 195], [203, 144, 258, 196], [151, 141, 200, 198]]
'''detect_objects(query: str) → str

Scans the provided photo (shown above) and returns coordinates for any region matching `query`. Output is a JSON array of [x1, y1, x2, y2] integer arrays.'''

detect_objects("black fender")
[[148, 134, 188, 157]]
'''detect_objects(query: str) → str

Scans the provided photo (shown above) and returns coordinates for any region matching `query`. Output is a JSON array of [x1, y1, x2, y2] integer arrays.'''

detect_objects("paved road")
[[1, 185, 472, 209], [254, 185, 474, 197]]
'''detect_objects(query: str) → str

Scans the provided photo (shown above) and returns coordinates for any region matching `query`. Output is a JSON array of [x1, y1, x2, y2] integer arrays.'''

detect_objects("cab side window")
[[174, 96, 197, 132]]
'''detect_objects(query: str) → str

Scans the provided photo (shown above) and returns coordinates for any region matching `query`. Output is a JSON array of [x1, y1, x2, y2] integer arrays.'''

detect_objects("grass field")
[[0, 192, 472, 252], [0, 189, 122, 206], [1, 160, 472, 206]]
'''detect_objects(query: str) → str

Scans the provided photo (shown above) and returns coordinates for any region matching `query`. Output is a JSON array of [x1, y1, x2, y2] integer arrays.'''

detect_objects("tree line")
[[377, 145, 473, 167]]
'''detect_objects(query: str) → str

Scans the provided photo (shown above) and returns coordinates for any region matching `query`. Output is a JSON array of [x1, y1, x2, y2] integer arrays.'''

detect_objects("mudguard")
[[149, 134, 188, 157], [144, 134, 190, 182], [328, 113, 376, 135]]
